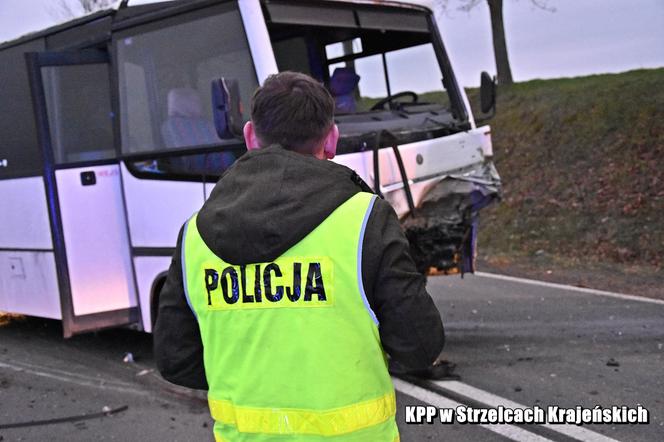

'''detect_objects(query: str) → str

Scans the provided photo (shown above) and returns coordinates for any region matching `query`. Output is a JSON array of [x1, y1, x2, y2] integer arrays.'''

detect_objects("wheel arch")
[[149, 271, 169, 330]]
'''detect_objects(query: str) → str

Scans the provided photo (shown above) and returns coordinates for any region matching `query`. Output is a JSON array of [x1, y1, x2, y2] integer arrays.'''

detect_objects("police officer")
[[154, 71, 444, 441]]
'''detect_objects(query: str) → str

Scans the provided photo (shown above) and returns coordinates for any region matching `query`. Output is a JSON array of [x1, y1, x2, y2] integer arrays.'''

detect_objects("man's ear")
[[323, 124, 339, 160], [243, 121, 261, 151]]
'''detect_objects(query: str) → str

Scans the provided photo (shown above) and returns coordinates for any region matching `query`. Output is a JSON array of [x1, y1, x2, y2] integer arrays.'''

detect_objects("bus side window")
[[116, 4, 256, 179], [41, 63, 116, 164], [0, 39, 46, 178]]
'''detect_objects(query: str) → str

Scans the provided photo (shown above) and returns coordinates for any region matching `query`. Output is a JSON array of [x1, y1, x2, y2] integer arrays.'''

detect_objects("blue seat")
[[161, 88, 235, 174]]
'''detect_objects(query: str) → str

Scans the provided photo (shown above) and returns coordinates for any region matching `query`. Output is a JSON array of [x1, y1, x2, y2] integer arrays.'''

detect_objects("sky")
[[0, 0, 662, 87], [435, 0, 664, 85]]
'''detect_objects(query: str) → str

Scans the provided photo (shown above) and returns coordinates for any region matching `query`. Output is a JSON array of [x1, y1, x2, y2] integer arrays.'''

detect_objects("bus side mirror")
[[480, 71, 496, 115], [211, 78, 243, 139]]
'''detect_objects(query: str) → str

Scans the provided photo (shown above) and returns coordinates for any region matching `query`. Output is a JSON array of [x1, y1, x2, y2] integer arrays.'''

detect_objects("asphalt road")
[[0, 273, 662, 441]]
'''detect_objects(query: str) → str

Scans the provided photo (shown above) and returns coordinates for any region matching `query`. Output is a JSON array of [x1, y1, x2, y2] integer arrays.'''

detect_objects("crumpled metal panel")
[[401, 161, 501, 274]]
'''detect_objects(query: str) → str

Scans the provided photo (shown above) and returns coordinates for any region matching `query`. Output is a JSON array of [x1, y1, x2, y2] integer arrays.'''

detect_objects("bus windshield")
[[264, 1, 467, 152]]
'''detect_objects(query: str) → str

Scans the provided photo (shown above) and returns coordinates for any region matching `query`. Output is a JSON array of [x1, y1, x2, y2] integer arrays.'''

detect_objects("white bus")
[[0, 0, 500, 337]]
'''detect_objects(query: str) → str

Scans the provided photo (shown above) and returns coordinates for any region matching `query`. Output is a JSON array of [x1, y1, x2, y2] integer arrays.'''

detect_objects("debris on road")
[[123, 352, 134, 363], [606, 358, 620, 367], [389, 358, 461, 381], [0, 406, 128, 430]]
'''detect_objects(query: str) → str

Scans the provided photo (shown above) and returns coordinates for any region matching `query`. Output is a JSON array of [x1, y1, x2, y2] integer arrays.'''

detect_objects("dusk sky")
[[0, 0, 662, 87]]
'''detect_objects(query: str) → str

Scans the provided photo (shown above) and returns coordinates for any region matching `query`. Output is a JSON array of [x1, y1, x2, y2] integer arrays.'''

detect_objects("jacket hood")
[[196, 145, 370, 264]]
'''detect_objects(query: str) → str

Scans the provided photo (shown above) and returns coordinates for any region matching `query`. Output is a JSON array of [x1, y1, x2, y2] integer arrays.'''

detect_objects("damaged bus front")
[[261, 0, 501, 273]]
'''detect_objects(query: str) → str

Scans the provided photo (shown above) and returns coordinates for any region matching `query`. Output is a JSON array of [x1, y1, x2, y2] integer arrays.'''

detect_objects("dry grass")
[[472, 68, 664, 270]]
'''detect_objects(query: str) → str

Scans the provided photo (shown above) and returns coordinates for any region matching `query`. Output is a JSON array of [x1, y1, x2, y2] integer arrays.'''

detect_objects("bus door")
[[25, 50, 140, 337]]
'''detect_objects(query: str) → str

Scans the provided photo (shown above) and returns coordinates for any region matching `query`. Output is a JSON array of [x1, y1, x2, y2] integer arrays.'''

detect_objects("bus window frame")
[[111, 0, 257, 179], [25, 49, 119, 171], [0, 39, 47, 180], [426, 13, 468, 123], [121, 143, 247, 183]]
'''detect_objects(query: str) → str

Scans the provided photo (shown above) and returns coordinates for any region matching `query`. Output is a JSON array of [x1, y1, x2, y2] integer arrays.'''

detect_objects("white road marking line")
[[392, 378, 554, 442], [434, 380, 621, 442], [475, 272, 664, 305], [0, 359, 149, 397], [2, 358, 129, 384]]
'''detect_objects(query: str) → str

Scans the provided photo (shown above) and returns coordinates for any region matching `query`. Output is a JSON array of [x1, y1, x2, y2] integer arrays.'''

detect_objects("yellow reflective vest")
[[182, 192, 399, 441]]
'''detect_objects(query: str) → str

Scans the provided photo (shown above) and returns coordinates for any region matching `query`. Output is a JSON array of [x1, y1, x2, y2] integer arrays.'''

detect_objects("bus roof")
[[0, 0, 175, 50], [0, 0, 435, 51]]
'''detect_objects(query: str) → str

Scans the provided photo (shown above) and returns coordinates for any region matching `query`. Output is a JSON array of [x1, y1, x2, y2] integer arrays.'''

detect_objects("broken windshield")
[[264, 0, 468, 152]]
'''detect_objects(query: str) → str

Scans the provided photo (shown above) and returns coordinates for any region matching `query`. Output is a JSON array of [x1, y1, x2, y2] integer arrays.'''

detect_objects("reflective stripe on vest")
[[182, 192, 398, 441], [209, 391, 395, 435]]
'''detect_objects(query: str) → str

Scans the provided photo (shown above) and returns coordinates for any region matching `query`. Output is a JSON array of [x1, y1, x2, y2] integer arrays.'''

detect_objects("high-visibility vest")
[[182, 192, 398, 442]]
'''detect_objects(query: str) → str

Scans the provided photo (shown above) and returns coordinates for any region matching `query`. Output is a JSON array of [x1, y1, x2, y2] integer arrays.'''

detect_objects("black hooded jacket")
[[153, 145, 444, 390]]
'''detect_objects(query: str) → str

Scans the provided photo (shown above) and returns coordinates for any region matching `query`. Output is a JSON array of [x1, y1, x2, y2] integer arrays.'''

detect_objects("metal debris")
[[606, 358, 620, 367], [401, 162, 501, 274]]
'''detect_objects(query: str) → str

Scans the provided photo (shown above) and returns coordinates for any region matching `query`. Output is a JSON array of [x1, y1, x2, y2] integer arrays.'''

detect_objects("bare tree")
[[53, 0, 117, 19], [435, 0, 555, 85]]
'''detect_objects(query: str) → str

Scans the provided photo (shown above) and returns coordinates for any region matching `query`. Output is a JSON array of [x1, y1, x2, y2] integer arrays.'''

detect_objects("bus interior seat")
[[161, 88, 220, 148], [160, 88, 236, 175], [159, 88, 235, 174], [329, 67, 360, 114]]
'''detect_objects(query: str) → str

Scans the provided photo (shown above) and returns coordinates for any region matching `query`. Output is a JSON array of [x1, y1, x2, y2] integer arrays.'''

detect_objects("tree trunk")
[[487, 0, 514, 85]]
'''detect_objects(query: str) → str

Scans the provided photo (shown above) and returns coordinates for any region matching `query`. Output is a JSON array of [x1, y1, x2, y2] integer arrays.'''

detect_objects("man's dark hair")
[[250, 71, 335, 153]]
